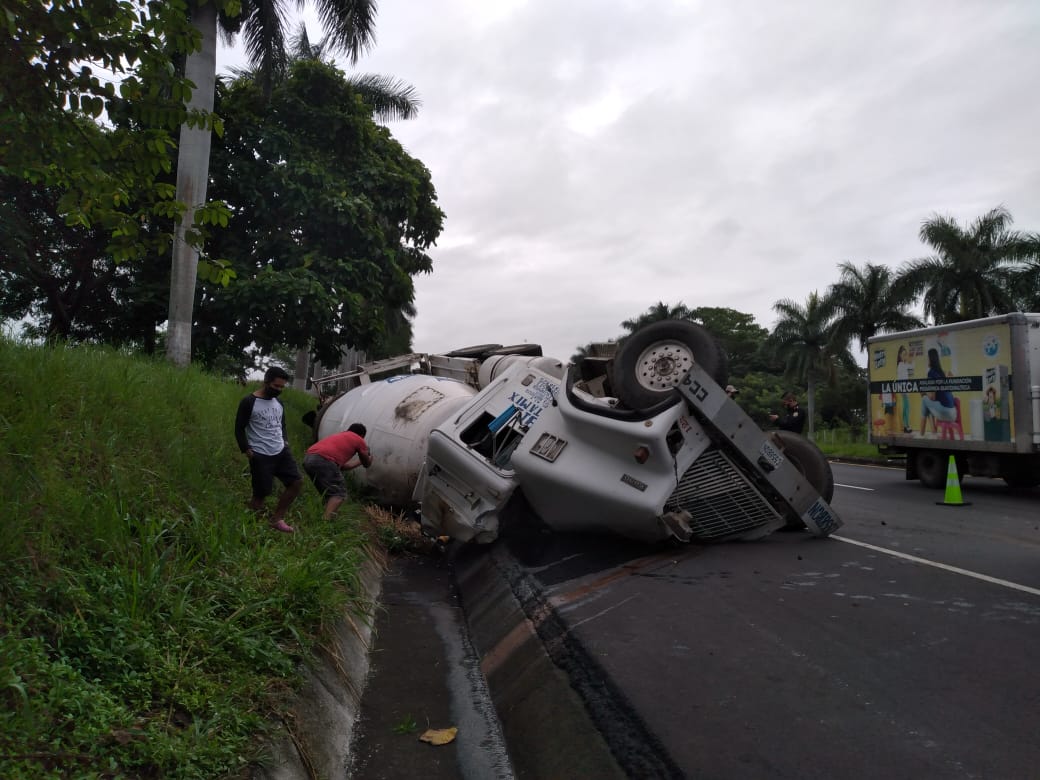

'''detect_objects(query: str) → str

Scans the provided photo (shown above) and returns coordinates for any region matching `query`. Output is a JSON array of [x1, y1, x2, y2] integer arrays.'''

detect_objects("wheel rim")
[[633, 340, 694, 392]]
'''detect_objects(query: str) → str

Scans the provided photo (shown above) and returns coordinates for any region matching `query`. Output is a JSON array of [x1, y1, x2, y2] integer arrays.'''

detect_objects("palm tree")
[[620, 301, 693, 335], [767, 292, 854, 438], [284, 23, 419, 120], [896, 206, 1040, 325], [167, 0, 380, 367], [823, 261, 924, 353], [1010, 256, 1040, 312]]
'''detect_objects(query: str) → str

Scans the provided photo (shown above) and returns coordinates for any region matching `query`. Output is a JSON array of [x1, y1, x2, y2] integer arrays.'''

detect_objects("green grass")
[[812, 426, 888, 460], [0, 340, 376, 779]]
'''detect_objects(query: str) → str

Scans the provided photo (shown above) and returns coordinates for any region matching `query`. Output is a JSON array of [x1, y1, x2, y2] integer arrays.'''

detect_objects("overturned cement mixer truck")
[[308, 319, 842, 545]]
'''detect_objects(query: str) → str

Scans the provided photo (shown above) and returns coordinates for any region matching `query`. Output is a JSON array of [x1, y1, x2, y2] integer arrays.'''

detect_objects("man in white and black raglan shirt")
[[234, 366, 303, 533]]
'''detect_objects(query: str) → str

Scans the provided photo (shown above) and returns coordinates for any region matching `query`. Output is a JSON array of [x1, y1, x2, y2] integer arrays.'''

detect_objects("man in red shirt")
[[303, 423, 373, 519]]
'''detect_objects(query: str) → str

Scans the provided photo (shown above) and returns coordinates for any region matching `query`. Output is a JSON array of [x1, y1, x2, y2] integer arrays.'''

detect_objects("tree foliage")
[[1010, 259, 1040, 312], [897, 206, 1040, 324], [166, 0, 380, 366], [278, 22, 421, 121], [620, 301, 693, 334], [1, 129, 173, 349], [815, 362, 868, 429], [823, 262, 923, 352], [192, 60, 443, 369], [1, 0, 227, 263], [767, 292, 855, 437], [687, 306, 771, 376], [723, 371, 789, 428]]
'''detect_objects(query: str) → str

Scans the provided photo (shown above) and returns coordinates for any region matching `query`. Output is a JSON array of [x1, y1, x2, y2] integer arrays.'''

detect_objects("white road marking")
[[568, 594, 641, 630], [833, 535, 1040, 598], [835, 483, 874, 491], [829, 461, 903, 471]]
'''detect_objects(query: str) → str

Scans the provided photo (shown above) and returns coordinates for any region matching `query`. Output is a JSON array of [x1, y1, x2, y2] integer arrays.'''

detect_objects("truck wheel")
[[1004, 474, 1040, 488], [915, 450, 948, 489], [1002, 460, 1040, 488], [612, 320, 727, 411], [770, 431, 834, 529]]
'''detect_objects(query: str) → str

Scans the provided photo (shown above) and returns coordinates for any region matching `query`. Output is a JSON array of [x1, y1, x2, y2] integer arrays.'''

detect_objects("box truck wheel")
[[770, 431, 834, 529], [612, 320, 728, 411], [914, 450, 949, 489], [1002, 459, 1040, 488]]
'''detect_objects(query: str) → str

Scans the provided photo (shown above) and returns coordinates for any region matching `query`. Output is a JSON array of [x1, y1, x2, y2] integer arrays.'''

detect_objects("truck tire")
[[770, 431, 834, 529], [915, 450, 948, 489], [612, 320, 727, 411], [1002, 459, 1040, 488], [1004, 474, 1040, 488]]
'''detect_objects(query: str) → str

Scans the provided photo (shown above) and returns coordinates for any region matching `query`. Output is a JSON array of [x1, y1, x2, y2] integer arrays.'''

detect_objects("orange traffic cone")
[[936, 455, 971, 506]]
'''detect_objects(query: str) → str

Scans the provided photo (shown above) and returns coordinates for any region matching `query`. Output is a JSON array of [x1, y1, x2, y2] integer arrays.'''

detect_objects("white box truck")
[[867, 313, 1040, 488]]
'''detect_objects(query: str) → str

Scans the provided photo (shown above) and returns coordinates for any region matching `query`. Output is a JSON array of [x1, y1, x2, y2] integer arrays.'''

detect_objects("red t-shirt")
[[306, 431, 369, 467]]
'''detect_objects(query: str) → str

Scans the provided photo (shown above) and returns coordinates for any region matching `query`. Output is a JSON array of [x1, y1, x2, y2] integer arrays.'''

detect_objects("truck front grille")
[[665, 448, 782, 540]]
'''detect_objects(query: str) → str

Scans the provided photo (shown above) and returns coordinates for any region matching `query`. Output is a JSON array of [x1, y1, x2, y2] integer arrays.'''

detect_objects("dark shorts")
[[303, 453, 347, 500], [249, 447, 302, 499]]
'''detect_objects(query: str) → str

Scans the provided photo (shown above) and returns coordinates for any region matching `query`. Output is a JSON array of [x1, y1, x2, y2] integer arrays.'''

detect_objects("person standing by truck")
[[235, 366, 304, 533], [303, 423, 373, 519], [919, 347, 957, 434], [769, 392, 806, 434]]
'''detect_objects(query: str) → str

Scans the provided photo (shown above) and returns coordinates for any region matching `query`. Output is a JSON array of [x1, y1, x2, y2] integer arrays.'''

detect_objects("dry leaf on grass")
[[419, 727, 458, 746]]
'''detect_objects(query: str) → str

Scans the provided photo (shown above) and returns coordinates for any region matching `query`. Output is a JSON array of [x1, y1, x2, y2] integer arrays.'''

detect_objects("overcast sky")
[[218, 1, 1040, 364]]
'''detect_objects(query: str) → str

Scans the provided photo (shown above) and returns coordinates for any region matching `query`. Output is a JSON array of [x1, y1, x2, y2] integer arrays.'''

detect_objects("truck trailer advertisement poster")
[[868, 322, 1014, 443]]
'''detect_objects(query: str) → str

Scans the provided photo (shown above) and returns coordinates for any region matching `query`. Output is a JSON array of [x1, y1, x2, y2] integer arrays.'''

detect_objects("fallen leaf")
[[419, 727, 458, 746]]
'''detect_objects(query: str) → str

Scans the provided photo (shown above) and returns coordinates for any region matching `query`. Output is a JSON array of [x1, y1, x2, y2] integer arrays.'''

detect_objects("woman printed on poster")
[[920, 347, 957, 434], [896, 345, 912, 434]]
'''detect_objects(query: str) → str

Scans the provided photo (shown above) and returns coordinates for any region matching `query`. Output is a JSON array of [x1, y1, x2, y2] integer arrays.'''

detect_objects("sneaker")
[[270, 519, 295, 533]]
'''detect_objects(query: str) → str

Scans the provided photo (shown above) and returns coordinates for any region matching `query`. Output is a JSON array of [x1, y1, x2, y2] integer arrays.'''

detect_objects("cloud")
[[219, 0, 1040, 364]]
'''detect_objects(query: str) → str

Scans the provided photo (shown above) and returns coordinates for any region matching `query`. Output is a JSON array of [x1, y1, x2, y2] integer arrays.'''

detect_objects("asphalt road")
[[498, 463, 1040, 779]]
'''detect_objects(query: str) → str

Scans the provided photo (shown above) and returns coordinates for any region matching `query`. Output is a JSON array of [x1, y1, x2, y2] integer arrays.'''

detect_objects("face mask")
[[265, 387, 282, 398]]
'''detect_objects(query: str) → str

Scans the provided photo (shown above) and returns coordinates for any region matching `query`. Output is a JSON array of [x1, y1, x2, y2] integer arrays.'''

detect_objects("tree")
[[167, 0, 380, 367], [823, 261, 923, 353], [284, 22, 419, 120], [722, 371, 789, 429], [1010, 258, 1040, 312], [687, 306, 771, 376], [232, 20, 423, 380], [896, 206, 1040, 324], [0, 176, 108, 339], [1, 0, 215, 265], [191, 60, 443, 370], [815, 363, 868, 430], [767, 292, 855, 438], [0, 173, 168, 348], [620, 301, 693, 335]]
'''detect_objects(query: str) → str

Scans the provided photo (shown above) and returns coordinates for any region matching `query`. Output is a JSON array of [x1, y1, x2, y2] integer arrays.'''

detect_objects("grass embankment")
[[812, 428, 886, 460], [0, 341, 378, 778]]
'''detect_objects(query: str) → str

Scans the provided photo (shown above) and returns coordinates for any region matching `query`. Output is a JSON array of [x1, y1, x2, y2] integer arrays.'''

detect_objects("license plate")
[[759, 440, 784, 470]]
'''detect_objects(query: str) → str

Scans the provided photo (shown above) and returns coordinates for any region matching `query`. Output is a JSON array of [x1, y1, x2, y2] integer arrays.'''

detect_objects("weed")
[[364, 506, 432, 555], [392, 714, 418, 735]]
